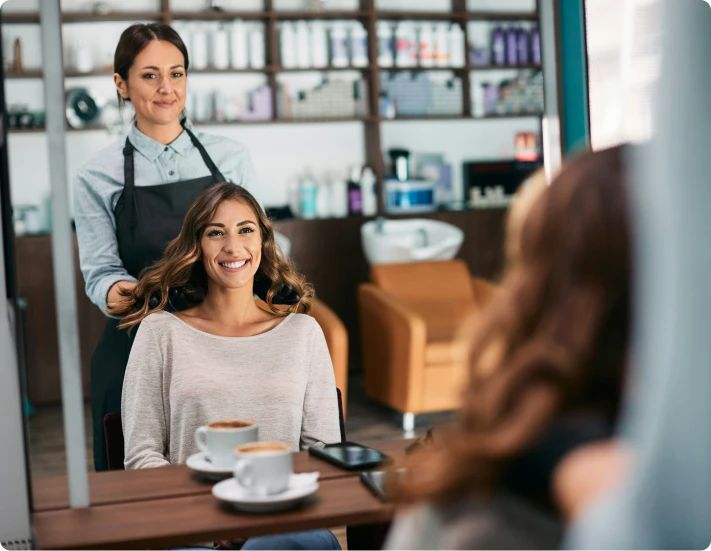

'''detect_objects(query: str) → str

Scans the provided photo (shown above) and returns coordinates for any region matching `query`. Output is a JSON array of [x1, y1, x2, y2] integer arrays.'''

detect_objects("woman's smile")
[[218, 258, 250, 272]]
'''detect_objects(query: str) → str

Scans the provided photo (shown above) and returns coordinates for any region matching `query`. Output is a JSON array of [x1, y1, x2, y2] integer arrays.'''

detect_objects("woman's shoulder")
[[283, 312, 321, 332], [386, 496, 562, 550], [137, 310, 180, 336], [191, 128, 249, 155], [76, 138, 125, 182]]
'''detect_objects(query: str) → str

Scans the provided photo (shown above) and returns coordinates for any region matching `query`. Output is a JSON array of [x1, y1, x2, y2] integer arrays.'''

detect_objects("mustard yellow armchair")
[[358, 260, 494, 430]]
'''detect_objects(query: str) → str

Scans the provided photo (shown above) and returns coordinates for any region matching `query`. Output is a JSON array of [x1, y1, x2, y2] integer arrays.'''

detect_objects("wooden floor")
[[26, 373, 456, 549]]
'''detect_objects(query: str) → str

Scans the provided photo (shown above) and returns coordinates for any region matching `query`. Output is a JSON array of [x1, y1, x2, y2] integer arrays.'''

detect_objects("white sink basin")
[[361, 218, 464, 265]]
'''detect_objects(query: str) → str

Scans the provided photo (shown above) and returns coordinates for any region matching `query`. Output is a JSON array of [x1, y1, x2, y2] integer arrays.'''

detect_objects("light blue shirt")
[[74, 118, 258, 316]]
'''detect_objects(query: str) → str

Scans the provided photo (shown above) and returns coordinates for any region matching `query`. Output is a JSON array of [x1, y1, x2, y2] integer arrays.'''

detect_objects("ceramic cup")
[[233, 441, 293, 496], [194, 420, 258, 469]]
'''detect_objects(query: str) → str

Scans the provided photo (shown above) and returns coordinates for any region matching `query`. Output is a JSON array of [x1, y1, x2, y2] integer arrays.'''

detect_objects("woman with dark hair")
[[386, 145, 632, 549], [73, 23, 261, 471], [118, 182, 341, 550]]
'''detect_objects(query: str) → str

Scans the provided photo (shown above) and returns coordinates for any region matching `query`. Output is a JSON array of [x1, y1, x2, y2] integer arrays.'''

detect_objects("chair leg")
[[402, 412, 415, 432]]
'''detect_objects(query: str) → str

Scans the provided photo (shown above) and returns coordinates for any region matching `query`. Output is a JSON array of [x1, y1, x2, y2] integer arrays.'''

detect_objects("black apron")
[[90, 127, 225, 471]]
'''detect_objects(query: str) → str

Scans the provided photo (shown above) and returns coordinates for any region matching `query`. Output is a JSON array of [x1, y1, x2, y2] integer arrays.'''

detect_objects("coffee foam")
[[236, 441, 290, 454], [207, 420, 255, 430]]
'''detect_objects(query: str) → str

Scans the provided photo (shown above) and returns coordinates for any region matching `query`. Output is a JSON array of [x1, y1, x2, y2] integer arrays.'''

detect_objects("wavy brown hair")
[[399, 145, 631, 503], [112, 183, 313, 330]]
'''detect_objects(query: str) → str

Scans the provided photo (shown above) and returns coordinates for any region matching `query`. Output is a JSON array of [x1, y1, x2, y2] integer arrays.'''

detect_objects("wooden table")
[[32, 439, 408, 550]]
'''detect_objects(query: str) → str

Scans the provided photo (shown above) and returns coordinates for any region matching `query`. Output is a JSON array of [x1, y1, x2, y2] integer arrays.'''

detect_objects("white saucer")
[[212, 473, 320, 513], [186, 451, 233, 479]]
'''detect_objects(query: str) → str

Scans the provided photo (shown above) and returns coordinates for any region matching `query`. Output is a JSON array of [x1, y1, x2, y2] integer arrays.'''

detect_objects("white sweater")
[[121, 311, 341, 470]]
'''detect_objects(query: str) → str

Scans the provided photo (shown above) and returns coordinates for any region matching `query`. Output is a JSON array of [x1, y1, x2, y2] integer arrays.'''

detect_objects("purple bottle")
[[531, 26, 542, 65], [506, 27, 518, 66], [483, 82, 499, 115], [492, 26, 506, 66], [517, 28, 530, 65]]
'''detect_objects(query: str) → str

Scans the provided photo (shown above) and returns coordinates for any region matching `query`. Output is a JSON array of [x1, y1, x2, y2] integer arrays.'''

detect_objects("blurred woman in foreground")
[[387, 145, 632, 549]]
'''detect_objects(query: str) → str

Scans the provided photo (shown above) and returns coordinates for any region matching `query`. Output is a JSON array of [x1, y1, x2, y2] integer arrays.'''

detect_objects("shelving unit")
[[2, 0, 544, 212]]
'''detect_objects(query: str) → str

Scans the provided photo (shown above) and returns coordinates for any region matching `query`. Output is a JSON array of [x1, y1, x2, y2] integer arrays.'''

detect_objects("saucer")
[[212, 473, 320, 513], [186, 451, 233, 479]]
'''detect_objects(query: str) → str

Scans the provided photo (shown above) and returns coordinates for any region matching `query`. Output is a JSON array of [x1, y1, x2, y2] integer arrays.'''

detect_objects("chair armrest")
[[358, 284, 427, 413], [471, 277, 497, 308], [310, 298, 349, 414]]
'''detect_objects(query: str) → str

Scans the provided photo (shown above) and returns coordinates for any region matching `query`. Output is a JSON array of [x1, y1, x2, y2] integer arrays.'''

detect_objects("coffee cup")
[[233, 441, 293, 496], [194, 420, 258, 469]]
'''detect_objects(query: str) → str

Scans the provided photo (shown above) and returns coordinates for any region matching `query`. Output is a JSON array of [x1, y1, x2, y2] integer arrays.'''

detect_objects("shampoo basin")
[[361, 218, 464, 265]]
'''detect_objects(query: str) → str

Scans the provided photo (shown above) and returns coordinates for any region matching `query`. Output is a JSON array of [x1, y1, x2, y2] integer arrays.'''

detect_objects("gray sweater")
[[121, 311, 341, 470]]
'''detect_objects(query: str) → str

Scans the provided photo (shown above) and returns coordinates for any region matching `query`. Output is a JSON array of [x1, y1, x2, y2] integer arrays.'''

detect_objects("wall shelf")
[[3, 0, 544, 215], [470, 64, 542, 71], [170, 11, 268, 21], [61, 11, 166, 23], [5, 70, 43, 79]]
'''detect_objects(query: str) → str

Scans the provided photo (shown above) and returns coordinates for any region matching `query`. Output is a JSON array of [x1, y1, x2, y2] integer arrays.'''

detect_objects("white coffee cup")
[[195, 420, 258, 469], [233, 441, 293, 496]]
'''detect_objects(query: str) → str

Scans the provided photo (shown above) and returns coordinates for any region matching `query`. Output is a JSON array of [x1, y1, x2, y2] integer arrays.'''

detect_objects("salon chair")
[[358, 259, 495, 431]]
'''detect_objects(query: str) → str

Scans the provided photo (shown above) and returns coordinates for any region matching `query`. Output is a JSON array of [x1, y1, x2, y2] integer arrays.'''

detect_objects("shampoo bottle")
[[296, 20, 311, 68], [434, 23, 450, 67], [377, 21, 394, 67], [361, 166, 378, 216], [492, 25, 506, 66], [311, 21, 329, 68], [280, 22, 297, 68], [330, 21, 349, 67], [249, 25, 265, 69], [351, 22, 369, 67], [506, 26, 518, 65], [449, 24, 465, 67], [230, 20, 249, 69], [348, 166, 363, 216], [418, 23, 435, 67]]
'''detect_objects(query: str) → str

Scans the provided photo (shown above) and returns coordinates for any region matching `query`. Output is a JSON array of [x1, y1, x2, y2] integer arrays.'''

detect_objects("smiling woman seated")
[[112, 183, 342, 550]]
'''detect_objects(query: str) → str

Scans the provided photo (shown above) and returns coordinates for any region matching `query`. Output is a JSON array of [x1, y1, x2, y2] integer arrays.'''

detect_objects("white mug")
[[233, 441, 293, 496], [195, 420, 258, 470]]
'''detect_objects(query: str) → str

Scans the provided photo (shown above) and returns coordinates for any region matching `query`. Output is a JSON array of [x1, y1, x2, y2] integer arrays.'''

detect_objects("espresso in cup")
[[234, 441, 293, 495], [195, 419, 258, 469]]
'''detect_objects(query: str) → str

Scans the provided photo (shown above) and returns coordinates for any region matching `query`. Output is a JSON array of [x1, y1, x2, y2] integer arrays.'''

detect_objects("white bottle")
[[212, 24, 230, 70], [351, 22, 368, 68], [330, 21, 349, 68], [449, 23, 465, 67], [191, 25, 209, 70], [316, 179, 331, 218], [361, 166, 378, 216], [295, 20, 311, 68], [230, 20, 249, 69], [377, 21, 393, 67], [311, 21, 329, 68], [418, 23, 435, 67], [329, 173, 349, 218], [434, 22, 449, 67], [74, 41, 94, 73], [249, 25, 265, 69], [395, 22, 411, 67], [280, 22, 297, 69]]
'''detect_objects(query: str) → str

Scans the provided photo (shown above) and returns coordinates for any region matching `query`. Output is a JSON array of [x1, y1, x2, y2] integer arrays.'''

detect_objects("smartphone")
[[360, 470, 388, 501], [308, 441, 388, 471]]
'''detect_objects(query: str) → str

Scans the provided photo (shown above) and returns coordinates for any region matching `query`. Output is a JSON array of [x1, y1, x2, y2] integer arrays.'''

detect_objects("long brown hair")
[[112, 183, 313, 329], [400, 145, 632, 502]]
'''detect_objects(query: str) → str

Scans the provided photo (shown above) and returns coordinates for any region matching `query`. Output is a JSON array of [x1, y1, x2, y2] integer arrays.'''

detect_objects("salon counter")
[[15, 208, 507, 404]]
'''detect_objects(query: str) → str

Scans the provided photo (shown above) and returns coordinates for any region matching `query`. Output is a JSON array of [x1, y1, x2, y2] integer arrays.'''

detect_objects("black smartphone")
[[360, 470, 388, 501], [308, 441, 388, 471]]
